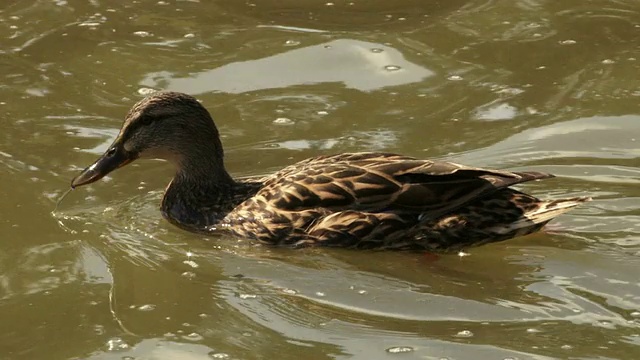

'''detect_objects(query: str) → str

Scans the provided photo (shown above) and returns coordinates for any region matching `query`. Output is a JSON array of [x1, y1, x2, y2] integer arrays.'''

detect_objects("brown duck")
[[71, 92, 590, 252]]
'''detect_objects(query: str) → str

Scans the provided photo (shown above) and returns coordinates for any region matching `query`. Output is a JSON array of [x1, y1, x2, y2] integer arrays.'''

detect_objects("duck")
[[71, 91, 590, 252]]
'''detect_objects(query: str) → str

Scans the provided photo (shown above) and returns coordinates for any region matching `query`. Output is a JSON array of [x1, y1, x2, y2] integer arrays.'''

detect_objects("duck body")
[[160, 151, 588, 251], [71, 92, 589, 252]]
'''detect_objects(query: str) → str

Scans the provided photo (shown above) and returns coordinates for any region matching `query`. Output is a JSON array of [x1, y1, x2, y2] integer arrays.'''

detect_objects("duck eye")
[[106, 147, 117, 157], [139, 115, 153, 126]]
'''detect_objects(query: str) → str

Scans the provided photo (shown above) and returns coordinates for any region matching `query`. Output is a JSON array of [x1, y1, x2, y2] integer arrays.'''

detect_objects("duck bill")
[[71, 146, 133, 188]]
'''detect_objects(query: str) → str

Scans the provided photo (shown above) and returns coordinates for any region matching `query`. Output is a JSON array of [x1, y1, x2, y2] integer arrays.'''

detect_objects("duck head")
[[71, 92, 226, 188]]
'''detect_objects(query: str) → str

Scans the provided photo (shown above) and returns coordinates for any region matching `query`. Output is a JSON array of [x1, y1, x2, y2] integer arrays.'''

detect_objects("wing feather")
[[256, 152, 552, 221]]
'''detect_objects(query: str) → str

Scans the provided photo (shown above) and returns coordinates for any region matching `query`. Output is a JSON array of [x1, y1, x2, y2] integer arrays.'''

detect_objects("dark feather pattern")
[[218, 152, 589, 251]]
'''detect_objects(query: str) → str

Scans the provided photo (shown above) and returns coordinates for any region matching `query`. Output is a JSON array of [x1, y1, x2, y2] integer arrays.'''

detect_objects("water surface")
[[1, 1, 639, 359]]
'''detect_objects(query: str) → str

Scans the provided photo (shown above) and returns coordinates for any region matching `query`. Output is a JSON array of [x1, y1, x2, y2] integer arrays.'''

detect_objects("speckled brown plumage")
[[71, 92, 590, 252]]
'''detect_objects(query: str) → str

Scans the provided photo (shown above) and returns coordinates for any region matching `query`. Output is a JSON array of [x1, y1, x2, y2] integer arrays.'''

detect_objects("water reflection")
[[141, 39, 434, 94], [452, 115, 640, 166]]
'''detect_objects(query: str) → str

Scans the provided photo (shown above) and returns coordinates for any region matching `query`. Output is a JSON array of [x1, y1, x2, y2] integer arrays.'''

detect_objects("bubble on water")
[[183, 332, 204, 341], [106, 337, 130, 351], [447, 75, 463, 81], [273, 117, 295, 125], [455, 330, 474, 338], [208, 352, 230, 359], [601, 59, 615, 64], [138, 304, 156, 311], [183, 260, 199, 268], [596, 320, 614, 329], [385, 346, 414, 353], [133, 31, 152, 37], [93, 324, 105, 335], [238, 294, 257, 299], [559, 39, 576, 45], [181, 271, 196, 279], [371, 48, 384, 53], [138, 88, 157, 96], [384, 65, 402, 71]]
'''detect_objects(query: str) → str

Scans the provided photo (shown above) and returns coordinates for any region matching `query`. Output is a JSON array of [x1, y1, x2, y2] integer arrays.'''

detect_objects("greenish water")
[[1, 1, 639, 359]]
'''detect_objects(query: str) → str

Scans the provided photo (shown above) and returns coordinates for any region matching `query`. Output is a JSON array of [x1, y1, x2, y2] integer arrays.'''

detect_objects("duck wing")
[[257, 152, 552, 220]]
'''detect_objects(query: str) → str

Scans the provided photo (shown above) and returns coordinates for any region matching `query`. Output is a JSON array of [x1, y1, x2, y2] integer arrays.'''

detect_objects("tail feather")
[[486, 196, 591, 235], [525, 196, 592, 224], [413, 190, 591, 252]]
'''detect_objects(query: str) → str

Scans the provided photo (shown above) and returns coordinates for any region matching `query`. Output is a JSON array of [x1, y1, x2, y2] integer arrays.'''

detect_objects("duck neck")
[[161, 154, 237, 231]]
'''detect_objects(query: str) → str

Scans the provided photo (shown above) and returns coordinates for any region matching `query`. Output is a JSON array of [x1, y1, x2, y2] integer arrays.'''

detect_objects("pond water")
[[1, 1, 639, 359]]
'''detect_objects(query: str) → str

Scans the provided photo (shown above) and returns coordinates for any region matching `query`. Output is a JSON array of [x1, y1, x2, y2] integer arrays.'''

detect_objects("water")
[[1, 0, 639, 359]]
